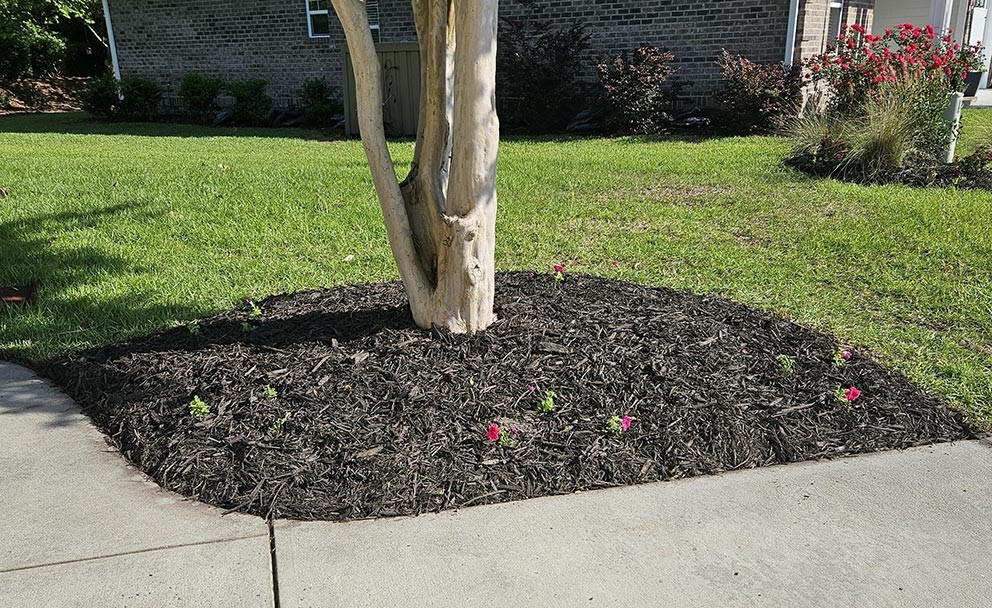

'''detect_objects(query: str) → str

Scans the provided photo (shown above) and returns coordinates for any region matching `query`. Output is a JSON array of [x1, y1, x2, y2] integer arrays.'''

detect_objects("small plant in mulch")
[[245, 298, 262, 317], [241, 322, 255, 333], [777, 354, 796, 375], [553, 263, 566, 282], [486, 423, 519, 447], [189, 396, 211, 417], [836, 386, 863, 404], [269, 412, 292, 435], [605, 414, 633, 435], [834, 347, 853, 368], [264, 385, 278, 399], [536, 389, 556, 413]]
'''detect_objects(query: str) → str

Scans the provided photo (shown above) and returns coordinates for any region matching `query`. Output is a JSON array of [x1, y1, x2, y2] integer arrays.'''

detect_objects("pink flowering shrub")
[[807, 23, 983, 111], [714, 50, 804, 133], [795, 24, 985, 170]]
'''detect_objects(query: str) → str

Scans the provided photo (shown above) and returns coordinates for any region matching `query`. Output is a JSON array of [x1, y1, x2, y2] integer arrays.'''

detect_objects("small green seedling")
[[605, 414, 623, 435], [777, 354, 795, 375], [241, 322, 255, 333], [264, 385, 278, 399], [270, 412, 292, 435], [189, 395, 210, 417], [187, 321, 200, 336], [537, 390, 556, 413], [250, 305, 262, 317]]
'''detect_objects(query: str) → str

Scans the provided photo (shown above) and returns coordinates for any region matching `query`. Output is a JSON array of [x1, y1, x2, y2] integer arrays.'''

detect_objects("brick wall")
[[499, 0, 794, 101], [109, 0, 800, 108], [796, 0, 875, 60]]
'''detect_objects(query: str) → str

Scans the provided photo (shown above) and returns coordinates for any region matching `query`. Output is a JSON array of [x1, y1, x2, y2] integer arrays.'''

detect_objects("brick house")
[[101, 0, 990, 110]]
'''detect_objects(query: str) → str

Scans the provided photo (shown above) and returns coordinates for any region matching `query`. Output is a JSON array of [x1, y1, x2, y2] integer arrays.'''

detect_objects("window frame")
[[306, 0, 331, 39]]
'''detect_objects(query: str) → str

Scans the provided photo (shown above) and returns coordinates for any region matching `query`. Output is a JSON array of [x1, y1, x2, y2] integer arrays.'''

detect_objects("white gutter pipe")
[[784, 0, 801, 66], [102, 0, 121, 81]]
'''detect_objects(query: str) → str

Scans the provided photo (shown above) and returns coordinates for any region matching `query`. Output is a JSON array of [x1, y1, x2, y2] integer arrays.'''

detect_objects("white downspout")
[[102, 0, 121, 81], [785, 0, 801, 66]]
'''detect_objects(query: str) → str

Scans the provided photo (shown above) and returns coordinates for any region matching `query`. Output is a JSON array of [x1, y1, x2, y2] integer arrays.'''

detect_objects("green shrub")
[[0, 20, 65, 80], [226, 79, 273, 126], [118, 76, 162, 121], [714, 50, 803, 133], [0, 89, 11, 109], [958, 145, 992, 177], [299, 78, 341, 128], [597, 47, 677, 134], [496, 19, 590, 133], [179, 73, 224, 123], [80, 75, 119, 119]]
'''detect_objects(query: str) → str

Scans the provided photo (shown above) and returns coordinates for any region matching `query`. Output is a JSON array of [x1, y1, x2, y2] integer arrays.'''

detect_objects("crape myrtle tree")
[[331, 0, 499, 333]]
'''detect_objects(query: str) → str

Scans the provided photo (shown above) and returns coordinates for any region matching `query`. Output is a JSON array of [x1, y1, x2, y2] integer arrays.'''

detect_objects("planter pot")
[[964, 71, 983, 97]]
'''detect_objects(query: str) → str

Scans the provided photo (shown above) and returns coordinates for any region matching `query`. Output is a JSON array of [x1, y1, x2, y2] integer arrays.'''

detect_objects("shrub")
[[496, 19, 591, 133], [226, 79, 273, 126], [714, 50, 803, 133], [0, 89, 11, 109], [299, 78, 342, 128], [0, 20, 64, 80], [80, 75, 119, 119], [807, 23, 984, 113], [597, 47, 677, 134], [118, 76, 162, 121], [179, 73, 224, 123]]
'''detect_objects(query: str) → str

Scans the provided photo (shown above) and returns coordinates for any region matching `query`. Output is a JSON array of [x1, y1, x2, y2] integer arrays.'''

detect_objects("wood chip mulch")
[[40, 272, 973, 521], [786, 154, 992, 190]]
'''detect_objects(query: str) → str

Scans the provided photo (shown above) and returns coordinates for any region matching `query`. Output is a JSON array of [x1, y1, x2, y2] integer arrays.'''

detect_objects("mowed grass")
[[1, 110, 990, 427]]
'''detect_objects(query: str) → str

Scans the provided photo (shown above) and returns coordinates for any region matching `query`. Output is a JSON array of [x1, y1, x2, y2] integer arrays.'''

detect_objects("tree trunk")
[[331, 0, 499, 333]]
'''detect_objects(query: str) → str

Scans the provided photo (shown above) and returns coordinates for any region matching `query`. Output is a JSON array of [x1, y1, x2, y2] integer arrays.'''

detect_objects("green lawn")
[[2, 110, 991, 427]]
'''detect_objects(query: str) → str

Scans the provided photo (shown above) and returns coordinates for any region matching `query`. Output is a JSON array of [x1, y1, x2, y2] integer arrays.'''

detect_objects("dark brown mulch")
[[41, 272, 973, 521], [786, 154, 992, 191]]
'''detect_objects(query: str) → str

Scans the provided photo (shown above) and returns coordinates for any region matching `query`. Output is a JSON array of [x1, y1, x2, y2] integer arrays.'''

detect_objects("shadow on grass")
[[0, 111, 349, 141], [0, 202, 200, 366]]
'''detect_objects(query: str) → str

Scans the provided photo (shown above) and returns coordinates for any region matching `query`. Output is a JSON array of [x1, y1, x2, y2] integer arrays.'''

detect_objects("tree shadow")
[[0, 112, 349, 141], [0, 202, 202, 365]]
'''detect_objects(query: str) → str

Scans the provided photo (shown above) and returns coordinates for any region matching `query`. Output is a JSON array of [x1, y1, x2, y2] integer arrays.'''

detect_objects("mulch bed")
[[786, 154, 992, 190], [41, 272, 973, 521]]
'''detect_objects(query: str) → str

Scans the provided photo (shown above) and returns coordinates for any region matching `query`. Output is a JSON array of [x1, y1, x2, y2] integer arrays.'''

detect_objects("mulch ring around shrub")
[[41, 272, 974, 522], [786, 154, 992, 191]]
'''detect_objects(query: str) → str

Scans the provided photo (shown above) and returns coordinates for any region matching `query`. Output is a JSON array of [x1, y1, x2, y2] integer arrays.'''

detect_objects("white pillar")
[[981, 8, 992, 89], [930, 0, 953, 32]]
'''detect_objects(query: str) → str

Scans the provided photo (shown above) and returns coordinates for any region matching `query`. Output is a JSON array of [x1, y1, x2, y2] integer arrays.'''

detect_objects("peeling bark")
[[332, 0, 499, 333]]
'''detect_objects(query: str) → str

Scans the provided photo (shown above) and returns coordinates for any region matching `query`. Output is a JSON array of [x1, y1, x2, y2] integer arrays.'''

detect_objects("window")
[[367, 0, 381, 43], [305, 0, 381, 42], [307, 0, 330, 38], [827, 0, 845, 49]]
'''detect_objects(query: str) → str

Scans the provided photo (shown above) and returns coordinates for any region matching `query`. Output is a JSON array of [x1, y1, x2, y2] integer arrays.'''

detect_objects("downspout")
[[784, 0, 801, 66], [102, 0, 121, 81]]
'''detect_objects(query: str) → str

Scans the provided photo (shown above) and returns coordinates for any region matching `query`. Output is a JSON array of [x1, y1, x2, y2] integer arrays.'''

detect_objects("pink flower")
[[621, 416, 633, 431], [527, 385, 536, 393], [845, 386, 862, 402], [486, 424, 501, 442], [841, 347, 853, 361], [553, 264, 565, 274], [611, 260, 620, 268]]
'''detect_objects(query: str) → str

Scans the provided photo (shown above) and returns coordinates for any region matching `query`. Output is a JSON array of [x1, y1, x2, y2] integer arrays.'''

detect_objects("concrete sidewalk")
[[2, 362, 990, 607]]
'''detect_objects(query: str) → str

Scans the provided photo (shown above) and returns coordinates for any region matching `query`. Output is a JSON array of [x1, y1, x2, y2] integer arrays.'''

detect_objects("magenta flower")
[[553, 264, 565, 274], [486, 424, 501, 442], [845, 386, 862, 401], [841, 347, 853, 361], [527, 385, 536, 393], [621, 416, 633, 431]]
